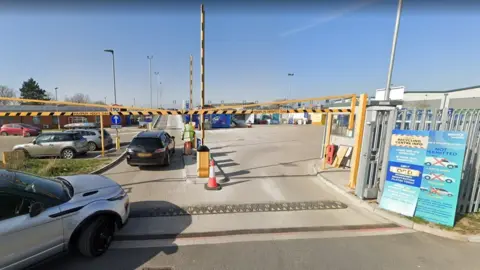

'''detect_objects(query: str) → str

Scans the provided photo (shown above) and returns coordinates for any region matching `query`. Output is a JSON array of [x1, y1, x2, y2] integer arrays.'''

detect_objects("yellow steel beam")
[[348, 93, 368, 189], [348, 95, 356, 130]]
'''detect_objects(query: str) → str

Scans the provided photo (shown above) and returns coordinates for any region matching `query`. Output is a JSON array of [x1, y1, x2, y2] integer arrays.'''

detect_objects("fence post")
[[348, 93, 368, 189]]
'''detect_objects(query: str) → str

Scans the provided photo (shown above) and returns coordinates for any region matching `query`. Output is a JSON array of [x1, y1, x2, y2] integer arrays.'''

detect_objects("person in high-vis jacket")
[[182, 122, 195, 155]]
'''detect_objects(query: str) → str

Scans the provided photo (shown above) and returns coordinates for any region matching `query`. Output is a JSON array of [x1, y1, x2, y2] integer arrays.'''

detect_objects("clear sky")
[[1, 0, 479, 108]]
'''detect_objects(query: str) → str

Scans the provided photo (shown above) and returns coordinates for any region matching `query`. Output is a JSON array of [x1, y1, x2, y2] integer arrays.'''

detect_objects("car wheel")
[[447, 165, 454, 169], [88, 142, 97, 151], [23, 132, 31, 137], [77, 216, 115, 257], [424, 162, 431, 166], [0, 131, 7, 136], [446, 179, 453, 183], [424, 175, 431, 180], [61, 149, 75, 159]]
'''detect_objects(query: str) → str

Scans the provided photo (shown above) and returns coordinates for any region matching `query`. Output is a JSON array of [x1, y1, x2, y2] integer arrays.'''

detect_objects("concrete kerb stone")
[[90, 149, 128, 175], [312, 164, 480, 243]]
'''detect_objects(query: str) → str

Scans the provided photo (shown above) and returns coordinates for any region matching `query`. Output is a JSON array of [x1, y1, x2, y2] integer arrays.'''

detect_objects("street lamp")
[[104, 49, 117, 104], [288, 73, 295, 104], [384, 0, 403, 101], [147, 56, 154, 108]]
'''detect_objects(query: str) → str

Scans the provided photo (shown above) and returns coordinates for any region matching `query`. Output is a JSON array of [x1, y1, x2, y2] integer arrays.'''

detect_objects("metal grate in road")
[[130, 200, 348, 218]]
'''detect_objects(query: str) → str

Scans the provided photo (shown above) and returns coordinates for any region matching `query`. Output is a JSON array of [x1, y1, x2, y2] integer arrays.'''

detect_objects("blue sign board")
[[415, 131, 467, 227], [111, 115, 121, 125], [380, 129, 467, 227], [145, 116, 152, 123], [380, 130, 429, 217]]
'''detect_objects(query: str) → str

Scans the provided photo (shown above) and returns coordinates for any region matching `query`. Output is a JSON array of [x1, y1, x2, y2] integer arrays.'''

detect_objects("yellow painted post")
[[200, 4, 206, 145], [348, 93, 368, 189], [116, 129, 120, 150], [348, 95, 356, 130], [100, 115, 105, 157], [321, 113, 333, 170]]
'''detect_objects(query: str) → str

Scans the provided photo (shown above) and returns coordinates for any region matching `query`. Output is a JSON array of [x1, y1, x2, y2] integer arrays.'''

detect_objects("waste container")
[[197, 145, 210, 178]]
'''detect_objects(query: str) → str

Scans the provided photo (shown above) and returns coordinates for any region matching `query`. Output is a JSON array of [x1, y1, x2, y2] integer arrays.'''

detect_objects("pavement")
[[30, 117, 480, 269]]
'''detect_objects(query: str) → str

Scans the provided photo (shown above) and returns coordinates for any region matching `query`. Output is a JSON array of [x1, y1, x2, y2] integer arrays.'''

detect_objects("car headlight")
[[108, 189, 127, 201]]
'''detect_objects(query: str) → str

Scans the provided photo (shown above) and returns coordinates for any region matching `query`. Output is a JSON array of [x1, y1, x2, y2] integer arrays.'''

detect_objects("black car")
[[126, 130, 176, 167]]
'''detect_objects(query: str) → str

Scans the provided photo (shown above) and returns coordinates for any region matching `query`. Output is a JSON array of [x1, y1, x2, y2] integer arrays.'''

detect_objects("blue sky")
[[1, 0, 479, 108]]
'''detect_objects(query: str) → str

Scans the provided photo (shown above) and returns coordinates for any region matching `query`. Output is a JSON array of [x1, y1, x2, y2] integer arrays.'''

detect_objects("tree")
[[65, 93, 91, 104], [0, 85, 17, 105], [93, 100, 106, 105], [46, 91, 56, 101], [19, 78, 50, 104]]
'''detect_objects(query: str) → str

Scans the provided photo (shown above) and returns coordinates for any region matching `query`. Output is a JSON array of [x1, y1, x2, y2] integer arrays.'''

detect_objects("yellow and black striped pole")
[[190, 54, 193, 124], [200, 4, 205, 145]]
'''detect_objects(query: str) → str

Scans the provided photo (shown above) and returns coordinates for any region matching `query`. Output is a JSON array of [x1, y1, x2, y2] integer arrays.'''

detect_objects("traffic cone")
[[205, 158, 221, 190]]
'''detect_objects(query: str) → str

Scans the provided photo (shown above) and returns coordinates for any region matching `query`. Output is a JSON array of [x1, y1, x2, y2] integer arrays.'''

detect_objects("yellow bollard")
[[197, 145, 210, 178]]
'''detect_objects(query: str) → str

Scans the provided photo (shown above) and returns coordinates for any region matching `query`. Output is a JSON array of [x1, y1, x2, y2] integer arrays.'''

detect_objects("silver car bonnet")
[[59, 174, 119, 194]]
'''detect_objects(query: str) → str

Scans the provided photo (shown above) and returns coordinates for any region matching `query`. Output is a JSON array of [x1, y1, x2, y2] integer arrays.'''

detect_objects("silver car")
[[0, 169, 130, 269], [13, 132, 89, 159], [64, 129, 113, 152]]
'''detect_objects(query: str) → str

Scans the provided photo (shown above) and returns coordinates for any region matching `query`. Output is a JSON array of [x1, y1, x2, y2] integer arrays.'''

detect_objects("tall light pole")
[[288, 73, 294, 106], [154, 71, 160, 108], [384, 0, 403, 101], [200, 4, 206, 145], [104, 49, 117, 104], [189, 54, 193, 123], [54, 87, 60, 129], [147, 56, 154, 108]]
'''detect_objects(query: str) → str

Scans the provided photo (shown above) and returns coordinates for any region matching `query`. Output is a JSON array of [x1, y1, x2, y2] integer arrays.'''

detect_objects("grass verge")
[[408, 214, 480, 235], [3, 158, 112, 177]]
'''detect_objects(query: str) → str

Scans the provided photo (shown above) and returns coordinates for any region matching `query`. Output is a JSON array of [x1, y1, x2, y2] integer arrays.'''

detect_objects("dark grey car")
[[126, 131, 175, 167]]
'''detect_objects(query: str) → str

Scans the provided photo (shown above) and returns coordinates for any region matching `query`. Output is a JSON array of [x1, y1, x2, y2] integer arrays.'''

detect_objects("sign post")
[[111, 115, 122, 150]]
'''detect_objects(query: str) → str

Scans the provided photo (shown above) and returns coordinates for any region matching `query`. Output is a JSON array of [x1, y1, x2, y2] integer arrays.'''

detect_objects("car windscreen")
[[130, 138, 163, 151], [12, 172, 70, 202]]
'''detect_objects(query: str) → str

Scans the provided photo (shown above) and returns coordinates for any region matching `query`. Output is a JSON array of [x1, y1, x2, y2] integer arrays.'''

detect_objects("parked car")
[[0, 123, 42, 137], [64, 129, 113, 151], [0, 169, 130, 269], [13, 132, 89, 159], [430, 187, 454, 197], [126, 130, 175, 167]]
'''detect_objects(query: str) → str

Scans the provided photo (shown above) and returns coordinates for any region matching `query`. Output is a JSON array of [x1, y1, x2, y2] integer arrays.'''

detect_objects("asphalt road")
[[33, 231, 480, 270]]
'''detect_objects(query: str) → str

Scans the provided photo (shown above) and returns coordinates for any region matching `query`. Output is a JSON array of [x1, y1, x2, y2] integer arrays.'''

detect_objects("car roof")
[[43, 132, 78, 135], [135, 130, 166, 138], [65, 129, 99, 132]]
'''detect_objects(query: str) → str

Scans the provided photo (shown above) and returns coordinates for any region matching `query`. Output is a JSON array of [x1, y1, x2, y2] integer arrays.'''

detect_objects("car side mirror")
[[29, 202, 44, 217]]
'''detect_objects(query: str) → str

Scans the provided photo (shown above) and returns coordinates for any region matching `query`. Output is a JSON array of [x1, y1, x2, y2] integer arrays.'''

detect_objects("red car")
[[0, 123, 42, 137]]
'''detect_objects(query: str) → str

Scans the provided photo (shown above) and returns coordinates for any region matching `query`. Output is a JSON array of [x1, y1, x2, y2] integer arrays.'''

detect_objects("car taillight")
[[154, 148, 165, 153]]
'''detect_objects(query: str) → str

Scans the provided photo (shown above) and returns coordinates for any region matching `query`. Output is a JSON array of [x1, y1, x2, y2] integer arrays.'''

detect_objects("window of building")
[[33, 116, 41, 125], [331, 114, 354, 137]]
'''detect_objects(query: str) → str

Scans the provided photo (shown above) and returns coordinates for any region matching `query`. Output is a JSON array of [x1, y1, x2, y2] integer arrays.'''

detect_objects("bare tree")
[[46, 91, 56, 101], [0, 85, 17, 105], [93, 100, 106, 105], [65, 93, 91, 104]]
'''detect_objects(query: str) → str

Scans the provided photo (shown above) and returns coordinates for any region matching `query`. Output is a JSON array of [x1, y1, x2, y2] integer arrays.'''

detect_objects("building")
[[375, 85, 480, 109], [0, 105, 133, 128]]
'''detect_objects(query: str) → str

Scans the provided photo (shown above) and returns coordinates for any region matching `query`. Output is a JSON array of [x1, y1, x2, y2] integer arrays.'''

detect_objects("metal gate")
[[356, 106, 480, 214]]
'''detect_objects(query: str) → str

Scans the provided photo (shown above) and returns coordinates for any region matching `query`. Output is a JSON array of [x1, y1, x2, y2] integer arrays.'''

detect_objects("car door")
[[12, 124, 23, 136], [50, 134, 72, 156], [26, 134, 55, 157], [0, 189, 64, 270]]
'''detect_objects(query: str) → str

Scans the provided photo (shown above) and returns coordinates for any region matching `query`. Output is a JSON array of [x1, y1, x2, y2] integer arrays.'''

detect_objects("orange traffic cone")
[[205, 159, 221, 190]]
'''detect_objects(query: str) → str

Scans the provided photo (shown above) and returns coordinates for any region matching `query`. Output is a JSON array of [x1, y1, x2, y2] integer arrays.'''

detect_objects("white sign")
[[375, 86, 405, 101], [111, 124, 122, 129]]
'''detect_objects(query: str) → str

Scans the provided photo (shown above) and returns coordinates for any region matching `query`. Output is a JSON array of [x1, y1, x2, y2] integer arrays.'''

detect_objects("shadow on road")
[[30, 201, 192, 270]]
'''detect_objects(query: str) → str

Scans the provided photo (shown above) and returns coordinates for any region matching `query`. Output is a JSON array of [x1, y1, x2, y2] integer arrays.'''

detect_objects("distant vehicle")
[[424, 157, 458, 169], [126, 130, 175, 167], [63, 122, 98, 130], [0, 169, 130, 269], [13, 132, 89, 159], [64, 129, 113, 151], [423, 173, 455, 183], [0, 123, 42, 137]]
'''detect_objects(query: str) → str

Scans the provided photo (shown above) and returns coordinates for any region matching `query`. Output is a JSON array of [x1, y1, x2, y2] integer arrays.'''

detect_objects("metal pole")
[[190, 54, 193, 123], [112, 51, 117, 104], [154, 72, 160, 108], [384, 0, 403, 101], [100, 115, 105, 157], [147, 56, 154, 109], [200, 4, 205, 145]]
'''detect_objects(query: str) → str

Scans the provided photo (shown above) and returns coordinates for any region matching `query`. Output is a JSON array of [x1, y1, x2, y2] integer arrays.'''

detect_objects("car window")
[[36, 134, 54, 143], [0, 193, 26, 220], [53, 134, 73, 142], [9, 172, 69, 204], [102, 129, 111, 136], [72, 133, 83, 140], [130, 138, 163, 151], [89, 131, 96, 136], [12, 124, 21, 128], [160, 134, 168, 144]]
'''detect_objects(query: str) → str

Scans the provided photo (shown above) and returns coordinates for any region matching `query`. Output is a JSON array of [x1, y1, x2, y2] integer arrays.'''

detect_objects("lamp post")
[[384, 0, 403, 101], [147, 56, 154, 109], [103, 49, 117, 104], [288, 73, 294, 105]]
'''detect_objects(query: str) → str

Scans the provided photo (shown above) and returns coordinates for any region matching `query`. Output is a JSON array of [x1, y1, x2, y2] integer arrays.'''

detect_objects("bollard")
[[205, 158, 221, 190], [197, 145, 210, 178]]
